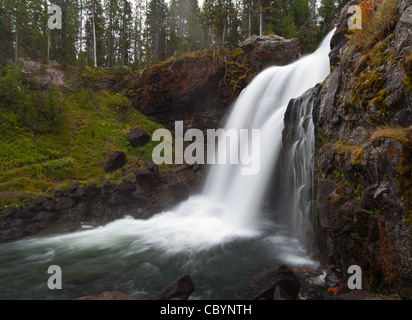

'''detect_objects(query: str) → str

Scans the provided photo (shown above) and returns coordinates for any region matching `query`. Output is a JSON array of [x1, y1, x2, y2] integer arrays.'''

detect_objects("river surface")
[[0, 198, 326, 300]]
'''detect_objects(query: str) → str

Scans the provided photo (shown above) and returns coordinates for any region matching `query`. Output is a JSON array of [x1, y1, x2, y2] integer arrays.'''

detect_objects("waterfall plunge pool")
[[0, 200, 327, 300]]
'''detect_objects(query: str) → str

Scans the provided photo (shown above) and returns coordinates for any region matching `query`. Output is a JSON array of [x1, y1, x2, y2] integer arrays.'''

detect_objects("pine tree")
[[318, 0, 336, 39], [201, 0, 240, 48], [105, 0, 120, 67], [185, 0, 201, 51], [132, 0, 146, 66], [48, 0, 80, 66], [201, 0, 216, 46], [145, 0, 168, 63], [119, 0, 133, 66], [168, 0, 180, 56], [0, 1, 13, 62], [168, 0, 201, 55], [84, 0, 105, 67]]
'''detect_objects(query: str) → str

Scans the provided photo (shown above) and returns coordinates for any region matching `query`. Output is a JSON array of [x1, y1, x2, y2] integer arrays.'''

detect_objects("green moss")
[[365, 209, 382, 217], [353, 184, 365, 197], [332, 169, 365, 199]]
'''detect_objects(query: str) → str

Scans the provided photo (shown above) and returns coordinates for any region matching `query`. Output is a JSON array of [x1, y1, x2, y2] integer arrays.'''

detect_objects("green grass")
[[0, 66, 165, 210]]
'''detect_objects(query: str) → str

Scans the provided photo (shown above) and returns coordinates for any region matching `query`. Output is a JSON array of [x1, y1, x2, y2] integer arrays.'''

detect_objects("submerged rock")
[[150, 275, 195, 300]]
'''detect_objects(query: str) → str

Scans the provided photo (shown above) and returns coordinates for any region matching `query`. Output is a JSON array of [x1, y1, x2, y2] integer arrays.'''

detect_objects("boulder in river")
[[244, 265, 301, 300], [150, 274, 195, 300]]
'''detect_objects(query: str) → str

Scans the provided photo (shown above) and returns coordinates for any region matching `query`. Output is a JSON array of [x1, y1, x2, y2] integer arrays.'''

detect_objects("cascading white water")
[[203, 30, 334, 230], [276, 88, 319, 244], [0, 31, 335, 300]]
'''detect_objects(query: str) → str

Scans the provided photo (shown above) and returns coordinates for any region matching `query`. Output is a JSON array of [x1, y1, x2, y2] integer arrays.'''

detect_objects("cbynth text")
[[160, 304, 252, 317]]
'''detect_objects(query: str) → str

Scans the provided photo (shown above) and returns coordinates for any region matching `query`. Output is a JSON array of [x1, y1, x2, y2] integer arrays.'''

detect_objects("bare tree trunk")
[[47, 34, 50, 63], [222, 18, 226, 43], [14, 25, 18, 64], [248, 0, 252, 37], [259, 0, 263, 36], [79, 0, 83, 55], [311, 0, 317, 18], [122, 5, 126, 66], [134, 30, 138, 65], [92, 0, 97, 67]]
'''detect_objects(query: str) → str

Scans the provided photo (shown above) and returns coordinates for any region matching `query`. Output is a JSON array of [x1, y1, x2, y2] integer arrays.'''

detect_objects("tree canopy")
[[0, 0, 350, 68]]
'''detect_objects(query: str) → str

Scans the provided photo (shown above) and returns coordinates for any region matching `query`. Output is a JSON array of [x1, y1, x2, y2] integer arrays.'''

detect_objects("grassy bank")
[[0, 63, 164, 210]]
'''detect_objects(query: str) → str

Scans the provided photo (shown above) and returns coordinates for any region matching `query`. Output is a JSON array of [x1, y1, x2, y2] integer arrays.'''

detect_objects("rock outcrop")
[[104, 151, 127, 173], [312, 0, 412, 298], [132, 55, 227, 131], [243, 265, 301, 300], [131, 37, 302, 131], [240, 35, 301, 72], [0, 161, 203, 241], [150, 275, 195, 300], [77, 274, 195, 300], [127, 128, 150, 148]]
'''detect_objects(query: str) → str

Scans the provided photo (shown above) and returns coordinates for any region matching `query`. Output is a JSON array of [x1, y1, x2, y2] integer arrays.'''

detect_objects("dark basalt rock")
[[241, 35, 301, 72], [0, 162, 202, 242], [104, 151, 127, 173], [150, 275, 195, 300], [312, 0, 412, 298], [33, 211, 60, 223], [244, 265, 301, 300], [127, 128, 150, 148]]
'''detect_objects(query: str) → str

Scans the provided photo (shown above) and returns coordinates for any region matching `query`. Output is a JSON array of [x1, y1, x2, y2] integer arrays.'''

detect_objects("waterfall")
[[203, 30, 334, 231], [0, 31, 335, 300], [276, 87, 320, 245]]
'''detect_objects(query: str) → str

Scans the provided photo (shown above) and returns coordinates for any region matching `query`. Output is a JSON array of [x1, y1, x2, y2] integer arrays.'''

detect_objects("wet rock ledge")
[[0, 162, 203, 242]]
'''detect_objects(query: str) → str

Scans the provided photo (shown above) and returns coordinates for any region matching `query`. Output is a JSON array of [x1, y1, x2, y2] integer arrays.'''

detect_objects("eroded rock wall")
[[313, 0, 412, 297]]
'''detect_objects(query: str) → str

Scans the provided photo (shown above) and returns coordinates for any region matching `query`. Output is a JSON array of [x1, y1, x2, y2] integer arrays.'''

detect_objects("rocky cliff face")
[[240, 35, 301, 72], [313, 0, 412, 297], [132, 55, 226, 131], [131, 36, 301, 131]]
